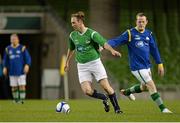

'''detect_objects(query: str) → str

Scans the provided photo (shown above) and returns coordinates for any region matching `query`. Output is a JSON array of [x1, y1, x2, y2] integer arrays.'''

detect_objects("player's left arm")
[[92, 32, 121, 57], [149, 33, 164, 77], [22, 46, 31, 74]]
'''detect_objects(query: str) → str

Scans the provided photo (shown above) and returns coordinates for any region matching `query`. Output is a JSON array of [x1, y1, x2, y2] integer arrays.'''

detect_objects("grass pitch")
[[0, 99, 179, 122]]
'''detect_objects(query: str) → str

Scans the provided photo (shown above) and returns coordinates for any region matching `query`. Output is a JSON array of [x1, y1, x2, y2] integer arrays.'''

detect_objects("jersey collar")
[[135, 27, 145, 33], [78, 27, 88, 35], [11, 44, 20, 48]]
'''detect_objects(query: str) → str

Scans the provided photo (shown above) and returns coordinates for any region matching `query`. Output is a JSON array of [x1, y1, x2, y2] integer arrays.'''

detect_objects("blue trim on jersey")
[[3, 44, 31, 76], [108, 28, 162, 71]]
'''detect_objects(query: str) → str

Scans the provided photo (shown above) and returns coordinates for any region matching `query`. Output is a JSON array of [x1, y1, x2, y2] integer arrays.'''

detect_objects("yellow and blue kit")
[[3, 44, 31, 76], [108, 28, 162, 71]]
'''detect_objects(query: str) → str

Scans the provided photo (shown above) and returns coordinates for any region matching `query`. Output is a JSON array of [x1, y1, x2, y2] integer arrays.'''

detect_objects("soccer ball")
[[56, 101, 70, 114]]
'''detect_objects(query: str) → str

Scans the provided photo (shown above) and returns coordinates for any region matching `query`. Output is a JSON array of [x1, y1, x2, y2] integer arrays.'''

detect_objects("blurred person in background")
[[0, 53, 4, 98], [3, 34, 31, 104], [0, 53, 11, 99], [108, 12, 172, 113], [64, 11, 123, 114]]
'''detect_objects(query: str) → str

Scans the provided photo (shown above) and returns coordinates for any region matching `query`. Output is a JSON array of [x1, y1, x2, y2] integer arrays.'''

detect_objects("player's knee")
[[11, 86, 18, 91], [19, 85, 26, 90], [104, 87, 114, 95], [141, 84, 147, 91], [146, 82, 156, 93], [83, 88, 93, 96]]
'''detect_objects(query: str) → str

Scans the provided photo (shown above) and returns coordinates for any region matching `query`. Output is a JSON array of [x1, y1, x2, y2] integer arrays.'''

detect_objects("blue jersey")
[[3, 44, 31, 76], [108, 28, 162, 71]]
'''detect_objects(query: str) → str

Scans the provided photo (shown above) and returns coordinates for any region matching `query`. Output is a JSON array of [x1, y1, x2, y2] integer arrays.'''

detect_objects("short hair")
[[10, 33, 18, 38], [136, 12, 147, 20], [71, 11, 85, 22]]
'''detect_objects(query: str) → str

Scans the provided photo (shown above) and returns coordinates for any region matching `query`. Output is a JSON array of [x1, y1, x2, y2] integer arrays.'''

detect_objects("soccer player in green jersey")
[[64, 11, 122, 114]]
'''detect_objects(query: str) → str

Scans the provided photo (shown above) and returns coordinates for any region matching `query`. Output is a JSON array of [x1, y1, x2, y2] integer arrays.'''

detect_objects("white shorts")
[[9, 75, 26, 86], [77, 58, 107, 84], [131, 68, 152, 84]]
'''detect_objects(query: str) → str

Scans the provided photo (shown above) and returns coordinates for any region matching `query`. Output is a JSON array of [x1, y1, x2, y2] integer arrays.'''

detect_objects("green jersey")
[[69, 28, 106, 63]]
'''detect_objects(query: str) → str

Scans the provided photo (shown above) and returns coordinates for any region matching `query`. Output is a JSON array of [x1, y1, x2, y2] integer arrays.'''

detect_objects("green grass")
[[0, 99, 180, 122]]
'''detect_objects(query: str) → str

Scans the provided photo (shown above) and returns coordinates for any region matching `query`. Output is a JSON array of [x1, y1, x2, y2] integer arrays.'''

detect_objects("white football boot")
[[162, 108, 173, 113]]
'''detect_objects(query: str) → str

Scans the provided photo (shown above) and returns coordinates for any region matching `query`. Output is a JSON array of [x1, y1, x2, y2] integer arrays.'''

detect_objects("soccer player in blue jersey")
[[108, 13, 172, 113], [3, 34, 31, 104]]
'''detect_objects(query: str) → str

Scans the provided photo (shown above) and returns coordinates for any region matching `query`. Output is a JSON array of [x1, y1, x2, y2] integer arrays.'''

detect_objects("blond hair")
[[10, 33, 18, 38], [136, 12, 147, 20], [71, 11, 85, 22]]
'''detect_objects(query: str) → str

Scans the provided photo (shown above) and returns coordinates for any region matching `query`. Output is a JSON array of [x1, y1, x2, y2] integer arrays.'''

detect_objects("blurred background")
[[0, 0, 179, 100]]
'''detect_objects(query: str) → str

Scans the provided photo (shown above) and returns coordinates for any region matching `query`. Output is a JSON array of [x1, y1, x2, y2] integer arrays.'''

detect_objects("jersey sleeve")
[[108, 30, 129, 47], [23, 47, 31, 66], [3, 48, 9, 68], [149, 32, 162, 64], [91, 32, 106, 46]]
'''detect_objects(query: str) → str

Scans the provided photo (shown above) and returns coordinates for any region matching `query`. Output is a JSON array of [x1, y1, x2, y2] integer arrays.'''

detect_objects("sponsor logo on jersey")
[[76, 45, 84, 52], [16, 50, 21, 54], [9, 55, 15, 59], [9, 54, 20, 59], [135, 35, 141, 40], [135, 41, 144, 48], [16, 55, 20, 58]]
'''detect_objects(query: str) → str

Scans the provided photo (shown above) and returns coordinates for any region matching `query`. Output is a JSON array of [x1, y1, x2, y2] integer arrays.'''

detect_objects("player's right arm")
[[64, 35, 75, 72], [2, 48, 9, 76], [64, 49, 75, 72], [108, 30, 129, 47]]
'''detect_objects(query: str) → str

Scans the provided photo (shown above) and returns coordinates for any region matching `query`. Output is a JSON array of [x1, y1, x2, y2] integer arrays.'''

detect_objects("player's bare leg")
[[81, 81, 110, 112]]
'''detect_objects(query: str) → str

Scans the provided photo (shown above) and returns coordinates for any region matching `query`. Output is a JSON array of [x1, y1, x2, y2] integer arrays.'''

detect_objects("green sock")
[[124, 84, 142, 96], [19, 90, 26, 101], [151, 92, 166, 111], [12, 89, 19, 102]]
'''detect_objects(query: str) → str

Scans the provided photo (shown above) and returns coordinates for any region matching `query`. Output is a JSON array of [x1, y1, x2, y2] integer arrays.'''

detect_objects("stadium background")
[[0, 0, 180, 100]]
